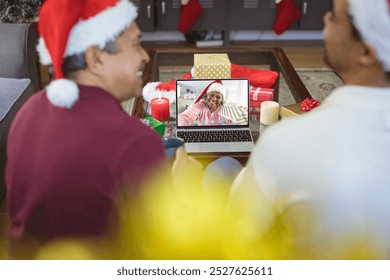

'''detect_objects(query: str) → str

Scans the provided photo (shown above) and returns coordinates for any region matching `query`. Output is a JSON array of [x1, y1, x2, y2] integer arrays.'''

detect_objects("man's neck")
[[71, 71, 121, 99], [341, 67, 390, 88]]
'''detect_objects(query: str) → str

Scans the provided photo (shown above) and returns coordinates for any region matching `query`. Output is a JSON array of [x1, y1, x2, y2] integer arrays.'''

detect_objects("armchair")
[[0, 23, 40, 202]]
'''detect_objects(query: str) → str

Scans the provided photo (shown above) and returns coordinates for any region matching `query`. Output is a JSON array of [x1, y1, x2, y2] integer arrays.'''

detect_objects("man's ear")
[[359, 43, 379, 67], [84, 46, 105, 75]]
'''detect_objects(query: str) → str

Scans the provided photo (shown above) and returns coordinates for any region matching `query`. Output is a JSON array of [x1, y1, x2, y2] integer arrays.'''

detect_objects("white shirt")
[[233, 86, 390, 258]]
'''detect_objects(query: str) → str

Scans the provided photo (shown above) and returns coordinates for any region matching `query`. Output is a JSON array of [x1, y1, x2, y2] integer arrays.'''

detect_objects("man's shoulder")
[[21, 89, 47, 107], [258, 105, 341, 150], [10, 90, 47, 122]]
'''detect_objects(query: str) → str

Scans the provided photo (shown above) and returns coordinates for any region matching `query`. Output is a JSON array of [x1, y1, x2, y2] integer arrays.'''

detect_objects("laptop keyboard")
[[177, 130, 252, 143]]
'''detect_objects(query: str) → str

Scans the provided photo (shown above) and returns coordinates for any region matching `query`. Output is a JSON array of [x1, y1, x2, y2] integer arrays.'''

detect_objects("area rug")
[[158, 66, 344, 106], [279, 68, 344, 106]]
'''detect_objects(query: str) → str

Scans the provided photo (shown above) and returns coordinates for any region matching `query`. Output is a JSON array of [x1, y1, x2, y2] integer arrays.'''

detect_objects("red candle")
[[151, 97, 170, 121]]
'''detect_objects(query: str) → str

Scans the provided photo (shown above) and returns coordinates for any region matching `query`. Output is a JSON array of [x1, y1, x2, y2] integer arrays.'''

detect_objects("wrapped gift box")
[[249, 87, 274, 107], [142, 116, 165, 137], [193, 53, 231, 79]]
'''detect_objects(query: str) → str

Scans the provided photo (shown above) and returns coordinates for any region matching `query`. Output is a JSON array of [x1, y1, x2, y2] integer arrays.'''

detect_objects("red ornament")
[[300, 98, 321, 112]]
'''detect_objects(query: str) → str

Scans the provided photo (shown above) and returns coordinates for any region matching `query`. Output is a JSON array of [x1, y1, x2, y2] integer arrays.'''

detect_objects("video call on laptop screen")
[[176, 79, 249, 127]]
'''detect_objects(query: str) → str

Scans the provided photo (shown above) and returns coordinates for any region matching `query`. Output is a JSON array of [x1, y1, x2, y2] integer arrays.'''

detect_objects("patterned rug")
[[279, 68, 344, 106], [159, 66, 344, 106]]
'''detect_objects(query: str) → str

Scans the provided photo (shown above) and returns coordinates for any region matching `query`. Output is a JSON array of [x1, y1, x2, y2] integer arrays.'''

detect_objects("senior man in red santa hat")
[[5, 0, 169, 258]]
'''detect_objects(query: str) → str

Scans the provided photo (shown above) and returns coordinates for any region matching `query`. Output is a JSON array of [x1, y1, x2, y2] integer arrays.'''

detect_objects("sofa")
[[0, 23, 40, 202]]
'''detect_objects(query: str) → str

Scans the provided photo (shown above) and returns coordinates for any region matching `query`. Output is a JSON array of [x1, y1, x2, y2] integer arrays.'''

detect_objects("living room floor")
[[0, 39, 327, 259]]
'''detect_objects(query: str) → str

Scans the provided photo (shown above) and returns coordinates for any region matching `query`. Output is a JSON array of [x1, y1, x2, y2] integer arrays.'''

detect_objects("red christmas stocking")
[[178, 0, 203, 34], [273, 0, 301, 35]]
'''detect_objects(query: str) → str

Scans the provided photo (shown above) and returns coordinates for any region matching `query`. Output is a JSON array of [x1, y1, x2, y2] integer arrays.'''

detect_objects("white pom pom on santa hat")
[[142, 82, 176, 104], [142, 72, 192, 104], [47, 79, 79, 109]]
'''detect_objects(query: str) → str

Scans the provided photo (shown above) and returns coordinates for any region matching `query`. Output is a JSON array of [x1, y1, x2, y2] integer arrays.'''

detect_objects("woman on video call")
[[178, 80, 227, 126]]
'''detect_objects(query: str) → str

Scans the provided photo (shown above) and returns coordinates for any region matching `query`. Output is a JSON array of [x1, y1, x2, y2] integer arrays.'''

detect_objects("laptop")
[[175, 78, 254, 154]]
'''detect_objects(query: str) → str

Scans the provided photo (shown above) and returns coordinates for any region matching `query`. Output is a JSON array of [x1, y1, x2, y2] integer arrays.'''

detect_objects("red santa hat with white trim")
[[194, 80, 226, 104], [347, 0, 390, 72], [37, 0, 138, 109]]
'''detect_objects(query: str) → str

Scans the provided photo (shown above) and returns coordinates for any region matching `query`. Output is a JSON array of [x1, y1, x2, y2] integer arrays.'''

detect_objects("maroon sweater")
[[6, 85, 166, 244]]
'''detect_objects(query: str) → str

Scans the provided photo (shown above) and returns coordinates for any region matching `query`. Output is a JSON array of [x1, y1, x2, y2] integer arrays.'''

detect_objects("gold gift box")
[[281, 104, 302, 120], [193, 53, 231, 79]]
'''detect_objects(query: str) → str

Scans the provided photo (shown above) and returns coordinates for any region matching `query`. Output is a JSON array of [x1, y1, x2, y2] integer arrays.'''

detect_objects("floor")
[[0, 40, 326, 259]]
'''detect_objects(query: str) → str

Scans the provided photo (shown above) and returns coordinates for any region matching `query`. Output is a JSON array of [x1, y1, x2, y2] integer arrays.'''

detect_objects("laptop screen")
[[176, 79, 249, 128]]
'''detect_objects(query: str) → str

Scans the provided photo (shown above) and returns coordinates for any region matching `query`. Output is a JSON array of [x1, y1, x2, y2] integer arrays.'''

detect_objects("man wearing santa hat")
[[5, 0, 167, 258], [231, 0, 390, 258], [178, 80, 228, 126]]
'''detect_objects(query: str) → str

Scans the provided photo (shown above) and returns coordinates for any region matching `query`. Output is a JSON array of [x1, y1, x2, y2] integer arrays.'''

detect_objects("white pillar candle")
[[260, 101, 280, 125]]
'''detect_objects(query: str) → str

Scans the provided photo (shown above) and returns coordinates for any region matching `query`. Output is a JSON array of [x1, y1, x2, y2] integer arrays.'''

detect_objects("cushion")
[[0, 23, 40, 91], [0, 78, 35, 203], [0, 78, 31, 122], [0, 78, 35, 150]]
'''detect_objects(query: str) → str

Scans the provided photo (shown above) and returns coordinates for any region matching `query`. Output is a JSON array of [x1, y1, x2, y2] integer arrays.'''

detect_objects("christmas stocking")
[[178, 0, 203, 34], [273, 0, 301, 35]]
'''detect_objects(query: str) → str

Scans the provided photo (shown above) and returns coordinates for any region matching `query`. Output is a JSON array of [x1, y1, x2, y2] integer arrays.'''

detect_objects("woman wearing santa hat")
[[178, 80, 228, 126]]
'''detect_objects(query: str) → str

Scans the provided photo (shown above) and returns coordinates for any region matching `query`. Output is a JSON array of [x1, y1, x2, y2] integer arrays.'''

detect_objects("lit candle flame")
[[158, 92, 161, 101]]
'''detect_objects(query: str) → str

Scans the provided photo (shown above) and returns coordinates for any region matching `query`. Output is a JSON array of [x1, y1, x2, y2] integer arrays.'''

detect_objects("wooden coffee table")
[[133, 48, 310, 163]]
